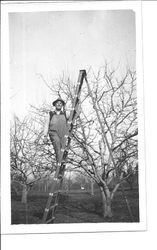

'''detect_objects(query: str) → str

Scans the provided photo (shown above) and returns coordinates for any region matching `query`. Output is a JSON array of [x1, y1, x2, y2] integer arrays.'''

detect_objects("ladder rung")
[[68, 121, 72, 124], [64, 135, 72, 139], [49, 192, 54, 197], [46, 217, 55, 224], [54, 177, 58, 181], [50, 203, 58, 210], [48, 190, 61, 198], [54, 190, 61, 194], [44, 202, 58, 215], [58, 175, 63, 180]]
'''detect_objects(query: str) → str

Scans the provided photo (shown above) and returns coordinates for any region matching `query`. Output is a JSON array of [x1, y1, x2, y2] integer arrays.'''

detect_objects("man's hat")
[[52, 98, 65, 106]]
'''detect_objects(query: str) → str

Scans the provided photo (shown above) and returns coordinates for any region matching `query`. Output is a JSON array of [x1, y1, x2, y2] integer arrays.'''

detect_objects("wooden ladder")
[[42, 69, 86, 224]]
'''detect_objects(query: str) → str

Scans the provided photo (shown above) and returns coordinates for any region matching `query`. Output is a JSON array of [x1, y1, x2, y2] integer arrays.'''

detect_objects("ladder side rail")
[[55, 70, 85, 178], [49, 177, 64, 222], [42, 70, 86, 223], [42, 179, 59, 222]]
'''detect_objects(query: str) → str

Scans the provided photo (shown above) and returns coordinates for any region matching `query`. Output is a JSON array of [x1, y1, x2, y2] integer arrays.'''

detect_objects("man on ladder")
[[43, 98, 69, 164], [43, 97, 81, 164], [42, 70, 86, 223]]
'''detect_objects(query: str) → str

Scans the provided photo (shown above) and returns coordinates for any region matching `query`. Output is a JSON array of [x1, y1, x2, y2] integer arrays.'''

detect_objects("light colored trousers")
[[49, 131, 66, 163]]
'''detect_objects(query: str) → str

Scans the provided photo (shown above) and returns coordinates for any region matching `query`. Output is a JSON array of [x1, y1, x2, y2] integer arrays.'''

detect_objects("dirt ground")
[[11, 188, 139, 224]]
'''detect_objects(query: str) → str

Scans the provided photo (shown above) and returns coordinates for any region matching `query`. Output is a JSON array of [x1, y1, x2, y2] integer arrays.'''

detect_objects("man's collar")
[[54, 110, 63, 115]]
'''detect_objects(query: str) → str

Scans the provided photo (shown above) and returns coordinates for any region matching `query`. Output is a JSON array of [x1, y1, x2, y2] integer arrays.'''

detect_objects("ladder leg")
[[42, 178, 59, 223]]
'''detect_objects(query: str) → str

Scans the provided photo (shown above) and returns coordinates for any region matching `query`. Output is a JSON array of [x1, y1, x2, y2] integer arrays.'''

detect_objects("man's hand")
[[43, 135, 48, 144]]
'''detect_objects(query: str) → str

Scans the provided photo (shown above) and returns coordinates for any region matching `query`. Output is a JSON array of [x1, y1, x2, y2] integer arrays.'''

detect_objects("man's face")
[[55, 101, 63, 111]]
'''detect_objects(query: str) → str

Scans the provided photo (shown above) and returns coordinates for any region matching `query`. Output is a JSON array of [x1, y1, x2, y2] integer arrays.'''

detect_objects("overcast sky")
[[9, 10, 135, 118]]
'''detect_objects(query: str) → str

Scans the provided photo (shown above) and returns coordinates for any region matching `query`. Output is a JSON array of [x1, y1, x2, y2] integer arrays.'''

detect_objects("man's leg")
[[60, 135, 66, 151], [49, 133, 62, 163]]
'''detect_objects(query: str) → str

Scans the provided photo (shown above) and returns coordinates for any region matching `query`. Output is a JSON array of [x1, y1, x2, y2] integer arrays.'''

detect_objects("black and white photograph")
[[1, 0, 146, 235]]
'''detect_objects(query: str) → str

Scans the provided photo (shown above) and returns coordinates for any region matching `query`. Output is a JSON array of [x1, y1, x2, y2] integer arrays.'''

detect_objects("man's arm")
[[65, 108, 71, 120], [65, 104, 81, 120], [43, 113, 50, 141]]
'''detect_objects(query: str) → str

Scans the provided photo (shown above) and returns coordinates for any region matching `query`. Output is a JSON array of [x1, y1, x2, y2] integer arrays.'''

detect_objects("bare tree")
[[10, 115, 55, 203], [38, 65, 138, 219]]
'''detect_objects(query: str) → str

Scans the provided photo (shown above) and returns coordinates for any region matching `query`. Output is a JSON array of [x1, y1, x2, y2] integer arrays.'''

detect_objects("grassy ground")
[[11, 188, 139, 224]]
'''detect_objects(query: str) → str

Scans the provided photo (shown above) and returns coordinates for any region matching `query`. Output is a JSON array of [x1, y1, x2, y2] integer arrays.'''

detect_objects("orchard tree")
[[10, 115, 56, 203], [39, 64, 138, 219]]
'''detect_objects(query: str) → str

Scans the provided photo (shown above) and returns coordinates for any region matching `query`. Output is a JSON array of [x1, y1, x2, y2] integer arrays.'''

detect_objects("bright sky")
[[9, 10, 136, 118]]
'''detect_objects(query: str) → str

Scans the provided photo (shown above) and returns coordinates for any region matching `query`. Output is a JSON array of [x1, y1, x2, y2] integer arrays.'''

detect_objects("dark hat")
[[52, 98, 65, 106]]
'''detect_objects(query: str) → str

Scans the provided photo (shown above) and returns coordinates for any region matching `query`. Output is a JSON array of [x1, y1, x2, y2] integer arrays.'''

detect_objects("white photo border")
[[1, 0, 146, 234]]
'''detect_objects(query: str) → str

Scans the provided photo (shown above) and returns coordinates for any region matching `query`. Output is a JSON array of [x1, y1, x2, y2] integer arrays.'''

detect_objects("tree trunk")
[[21, 184, 28, 204], [90, 179, 94, 196], [100, 186, 112, 218], [44, 184, 47, 192]]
